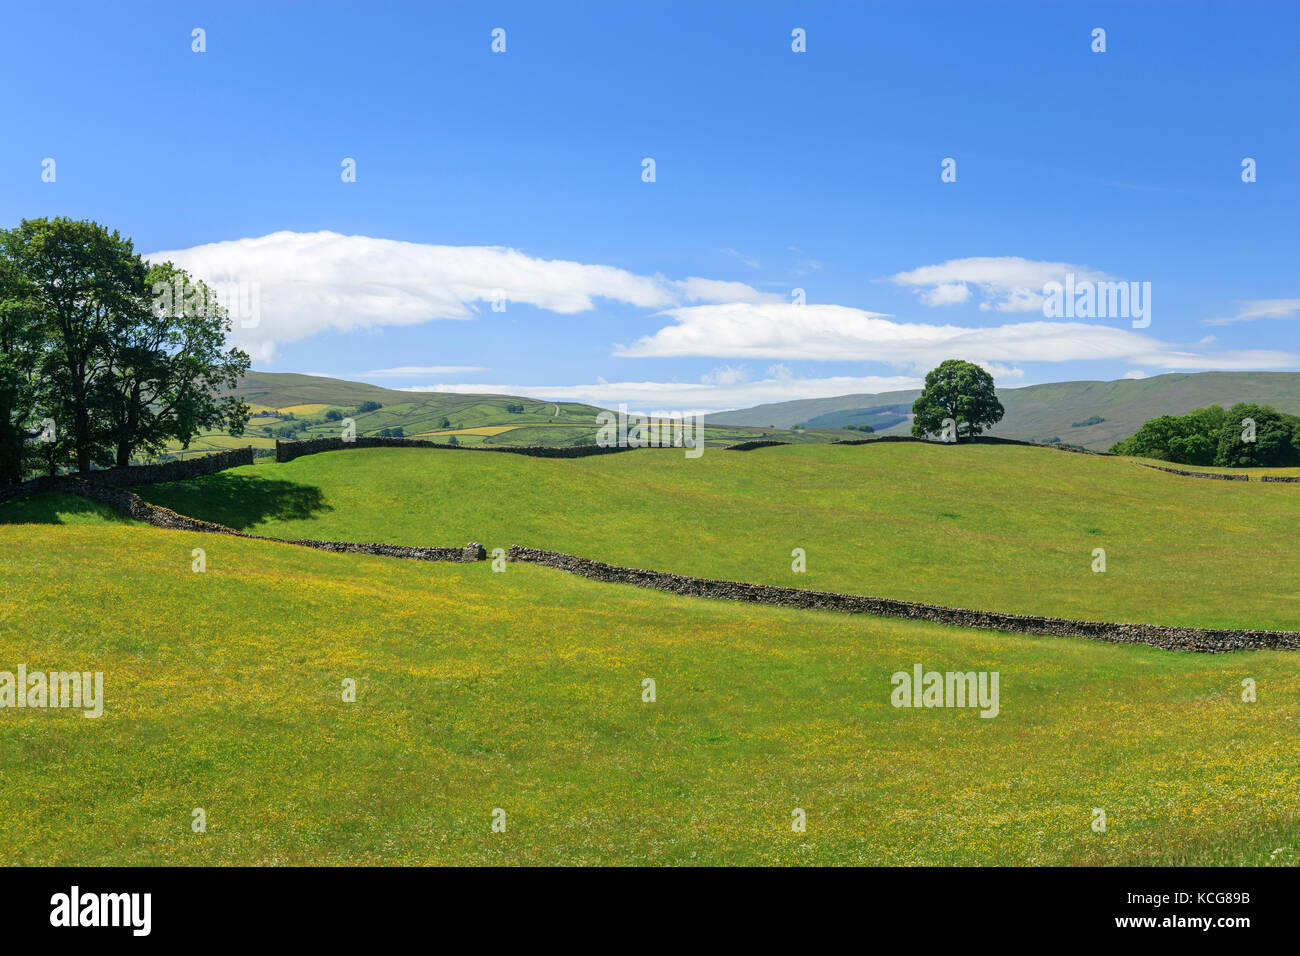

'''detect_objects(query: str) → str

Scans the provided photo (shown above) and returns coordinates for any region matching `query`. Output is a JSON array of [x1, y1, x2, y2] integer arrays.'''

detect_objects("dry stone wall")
[[1139, 463, 1249, 481], [0, 447, 253, 503], [505, 545, 1300, 653], [86, 447, 255, 486]]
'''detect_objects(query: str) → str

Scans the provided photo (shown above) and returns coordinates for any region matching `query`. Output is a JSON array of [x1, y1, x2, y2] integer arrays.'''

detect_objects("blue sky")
[[2, 1, 1297, 412]]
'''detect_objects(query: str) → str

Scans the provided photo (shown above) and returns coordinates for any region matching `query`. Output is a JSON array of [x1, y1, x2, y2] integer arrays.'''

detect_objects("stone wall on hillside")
[[724, 440, 792, 451], [831, 435, 1106, 455], [506, 545, 1300, 653], [0, 447, 253, 503], [1139, 463, 1249, 481], [86, 446, 255, 486], [1260, 475, 1300, 483], [275, 436, 637, 463]]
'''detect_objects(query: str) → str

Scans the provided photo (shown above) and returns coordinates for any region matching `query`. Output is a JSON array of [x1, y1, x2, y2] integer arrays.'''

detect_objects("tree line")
[[1111, 403, 1300, 467], [0, 218, 250, 483]]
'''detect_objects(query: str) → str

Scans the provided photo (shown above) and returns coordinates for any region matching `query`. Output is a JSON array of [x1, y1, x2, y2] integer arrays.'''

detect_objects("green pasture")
[[1, 509, 1295, 865], [132, 442, 1300, 630]]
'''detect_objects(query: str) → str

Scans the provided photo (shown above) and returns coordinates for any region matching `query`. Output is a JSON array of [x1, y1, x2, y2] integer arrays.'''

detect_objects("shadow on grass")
[[0, 492, 135, 526], [136, 472, 333, 530]]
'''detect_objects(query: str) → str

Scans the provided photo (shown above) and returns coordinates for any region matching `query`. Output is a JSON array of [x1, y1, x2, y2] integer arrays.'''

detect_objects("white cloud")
[[146, 231, 764, 362], [889, 256, 1109, 313], [399, 372, 922, 414], [617, 302, 1297, 370], [982, 363, 1025, 380], [668, 277, 769, 303], [700, 365, 749, 386], [1123, 369, 1150, 379], [1202, 298, 1300, 326]]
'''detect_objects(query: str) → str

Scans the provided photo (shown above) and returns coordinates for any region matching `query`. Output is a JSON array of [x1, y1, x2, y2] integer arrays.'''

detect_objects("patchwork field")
[[160, 370, 854, 457], [136, 443, 1300, 630], [1, 505, 1297, 865]]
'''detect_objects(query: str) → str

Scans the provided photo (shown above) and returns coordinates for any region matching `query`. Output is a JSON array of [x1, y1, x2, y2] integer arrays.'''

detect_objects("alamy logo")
[[50, 886, 151, 936], [596, 404, 705, 458], [1041, 273, 1150, 328], [0, 666, 104, 718], [891, 664, 1000, 718], [152, 275, 262, 329]]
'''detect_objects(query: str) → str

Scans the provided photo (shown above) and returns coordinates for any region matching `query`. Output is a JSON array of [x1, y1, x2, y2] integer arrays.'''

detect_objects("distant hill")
[[162, 370, 853, 458], [707, 372, 1300, 450], [230, 371, 418, 409], [210, 371, 613, 451]]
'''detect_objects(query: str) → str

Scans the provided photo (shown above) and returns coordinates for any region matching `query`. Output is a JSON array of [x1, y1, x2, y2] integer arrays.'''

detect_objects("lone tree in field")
[[910, 359, 1004, 442]]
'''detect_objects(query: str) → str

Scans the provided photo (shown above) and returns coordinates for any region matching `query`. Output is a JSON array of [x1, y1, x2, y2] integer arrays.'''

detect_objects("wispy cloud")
[[617, 301, 1297, 371], [888, 256, 1109, 312], [720, 247, 760, 269], [1202, 298, 1300, 326]]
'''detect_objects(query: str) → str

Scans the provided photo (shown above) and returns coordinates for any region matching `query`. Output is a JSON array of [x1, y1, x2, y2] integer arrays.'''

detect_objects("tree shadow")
[[0, 492, 136, 526], [137, 472, 333, 530]]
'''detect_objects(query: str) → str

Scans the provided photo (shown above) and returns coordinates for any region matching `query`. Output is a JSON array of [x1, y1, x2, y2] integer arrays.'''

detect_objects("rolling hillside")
[[159, 371, 855, 459], [134, 442, 1300, 630], [1, 499, 1297, 865], [709, 372, 1300, 450]]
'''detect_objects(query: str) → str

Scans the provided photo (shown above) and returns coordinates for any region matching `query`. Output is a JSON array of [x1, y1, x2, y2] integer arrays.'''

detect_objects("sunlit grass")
[[1, 520, 1296, 865], [137, 443, 1300, 630]]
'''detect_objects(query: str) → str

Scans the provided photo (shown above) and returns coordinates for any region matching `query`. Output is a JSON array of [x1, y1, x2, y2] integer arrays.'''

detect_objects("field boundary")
[[14, 476, 1294, 653], [1137, 462, 1249, 481], [0, 447, 253, 504], [505, 546, 1300, 653]]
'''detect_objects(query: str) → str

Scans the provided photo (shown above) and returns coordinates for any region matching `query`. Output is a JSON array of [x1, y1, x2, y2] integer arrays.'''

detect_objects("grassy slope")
[[713, 372, 1300, 450], [1, 504, 1297, 865], [132, 443, 1300, 630]]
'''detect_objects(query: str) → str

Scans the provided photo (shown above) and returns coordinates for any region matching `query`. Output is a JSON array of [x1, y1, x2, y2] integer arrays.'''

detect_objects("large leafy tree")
[[1214, 403, 1300, 468], [0, 252, 44, 483], [1110, 405, 1227, 465], [6, 218, 147, 472], [1, 219, 252, 475], [1110, 403, 1300, 467], [102, 262, 250, 467], [910, 359, 1005, 442]]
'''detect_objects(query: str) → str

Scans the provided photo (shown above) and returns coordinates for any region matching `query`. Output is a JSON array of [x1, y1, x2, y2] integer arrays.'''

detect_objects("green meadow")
[[1, 506, 1297, 865], [138, 443, 1300, 630]]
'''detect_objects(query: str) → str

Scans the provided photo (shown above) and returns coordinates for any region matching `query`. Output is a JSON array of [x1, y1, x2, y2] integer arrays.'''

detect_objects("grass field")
[[133, 443, 1300, 631], [1, 501, 1297, 865]]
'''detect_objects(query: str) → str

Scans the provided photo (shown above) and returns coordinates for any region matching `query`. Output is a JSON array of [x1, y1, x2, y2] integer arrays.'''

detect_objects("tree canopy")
[[1111, 403, 1300, 467], [910, 360, 1005, 442], [0, 217, 250, 482]]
